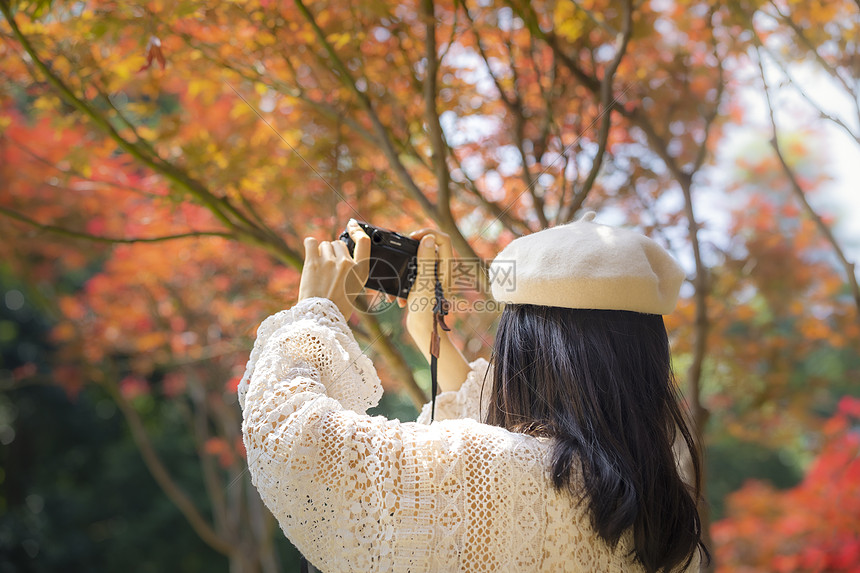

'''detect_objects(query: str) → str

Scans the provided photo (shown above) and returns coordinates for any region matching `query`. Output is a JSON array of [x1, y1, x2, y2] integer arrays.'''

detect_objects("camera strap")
[[429, 256, 451, 422]]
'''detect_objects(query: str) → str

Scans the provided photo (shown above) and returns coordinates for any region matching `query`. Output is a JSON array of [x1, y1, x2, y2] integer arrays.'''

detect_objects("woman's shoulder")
[[412, 414, 550, 452]]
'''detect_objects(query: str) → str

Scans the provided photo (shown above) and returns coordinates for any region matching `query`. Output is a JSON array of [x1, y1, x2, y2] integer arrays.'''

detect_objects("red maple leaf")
[[139, 36, 166, 71]]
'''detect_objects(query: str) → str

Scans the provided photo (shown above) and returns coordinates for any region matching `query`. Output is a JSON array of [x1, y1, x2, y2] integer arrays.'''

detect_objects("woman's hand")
[[403, 228, 454, 343], [402, 227, 471, 393], [298, 219, 371, 320]]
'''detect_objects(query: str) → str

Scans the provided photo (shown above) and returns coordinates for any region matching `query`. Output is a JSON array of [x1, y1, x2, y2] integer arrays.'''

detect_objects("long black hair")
[[485, 303, 708, 572]]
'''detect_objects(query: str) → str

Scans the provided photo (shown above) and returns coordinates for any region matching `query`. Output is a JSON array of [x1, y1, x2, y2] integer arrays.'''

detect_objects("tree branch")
[[4, 136, 160, 198], [292, 0, 482, 268], [0, 3, 303, 269], [553, 152, 572, 225], [422, 0, 453, 221], [0, 206, 233, 244], [166, 22, 389, 153], [527, 33, 561, 168], [244, 473, 281, 573], [91, 81, 162, 160], [765, 1, 857, 99], [507, 32, 550, 228], [567, 0, 633, 216], [103, 373, 234, 556], [757, 52, 860, 319], [446, 143, 532, 236], [292, 0, 435, 215], [676, 132, 713, 573], [753, 34, 859, 146], [140, 14, 432, 413], [569, 0, 620, 37], [691, 7, 725, 176], [463, 2, 549, 227], [512, 1, 695, 188], [189, 379, 230, 535]]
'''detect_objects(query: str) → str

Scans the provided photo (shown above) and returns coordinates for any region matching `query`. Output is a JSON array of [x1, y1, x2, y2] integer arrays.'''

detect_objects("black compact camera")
[[339, 221, 420, 299]]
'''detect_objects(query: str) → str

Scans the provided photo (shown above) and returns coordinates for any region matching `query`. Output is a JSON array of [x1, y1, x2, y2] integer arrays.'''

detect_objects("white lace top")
[[238, 297, 698, 572]]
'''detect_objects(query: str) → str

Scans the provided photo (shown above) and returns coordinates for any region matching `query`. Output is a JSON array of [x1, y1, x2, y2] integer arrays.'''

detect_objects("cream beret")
[[488, 212, 686, 315]]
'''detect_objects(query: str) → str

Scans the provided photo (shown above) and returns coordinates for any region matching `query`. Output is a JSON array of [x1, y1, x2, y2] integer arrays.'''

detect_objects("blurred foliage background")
[[1, 0, 859, 571]]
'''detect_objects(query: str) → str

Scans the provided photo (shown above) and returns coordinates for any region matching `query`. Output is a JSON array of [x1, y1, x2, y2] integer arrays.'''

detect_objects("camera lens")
[[371, 230, 383, 244]]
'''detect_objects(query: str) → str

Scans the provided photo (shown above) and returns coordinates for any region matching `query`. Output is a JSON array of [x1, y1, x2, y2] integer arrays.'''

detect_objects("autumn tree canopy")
[[1, 0, 858, 571]]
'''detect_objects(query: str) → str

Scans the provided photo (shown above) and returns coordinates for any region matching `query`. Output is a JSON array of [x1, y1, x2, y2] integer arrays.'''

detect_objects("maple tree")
[[1, 0, 858, 570], [712, 397, 860, 572]]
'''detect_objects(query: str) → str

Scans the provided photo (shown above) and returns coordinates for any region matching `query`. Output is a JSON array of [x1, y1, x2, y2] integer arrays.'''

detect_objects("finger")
[[346, 221, 371, 288], [437, 233, 455, 291], [349, 222, 371, 265], [410, 227, 451, 240], [303, 237, 319, 264], [319, 241, 335, 261], [411, 235, 436, 296], [409, 227, 434, 238], [397, 298, 406, 308], [332, 238, 351, 261], [348, 218, 370, 240], [411, 230, 453, 292]]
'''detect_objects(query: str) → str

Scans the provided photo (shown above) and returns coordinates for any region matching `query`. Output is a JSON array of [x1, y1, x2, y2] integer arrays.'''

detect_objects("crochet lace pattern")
[[238, 297, 698, 572]]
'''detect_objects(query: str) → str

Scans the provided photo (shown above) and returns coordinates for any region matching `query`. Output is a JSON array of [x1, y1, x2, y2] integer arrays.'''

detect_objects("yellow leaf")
[[257, 32, 276, 46], [213, 151, 229, 169], [188, 80, 203, 98], [19, 21, 45, 35], [230, 102, 250, 119], [554, 1, 590, 42], [137, 126, 157, 140], [114, 59, 140, 81], [328, 32, 351, 49], [33, 95, 61, 112]]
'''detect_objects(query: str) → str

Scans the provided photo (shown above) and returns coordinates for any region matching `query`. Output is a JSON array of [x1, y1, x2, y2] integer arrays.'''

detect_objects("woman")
[[238, 214, 708, 572]]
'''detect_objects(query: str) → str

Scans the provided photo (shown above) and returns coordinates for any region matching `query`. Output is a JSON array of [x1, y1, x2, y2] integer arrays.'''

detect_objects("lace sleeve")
[[416, 358, 492, 424], [237, 297, 381, 414], [238, 298, 551, 571]]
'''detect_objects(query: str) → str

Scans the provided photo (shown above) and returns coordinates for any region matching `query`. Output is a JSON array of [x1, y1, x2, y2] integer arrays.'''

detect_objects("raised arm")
[[403, 228, 471, 394], [238, 297, 548, 571]]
